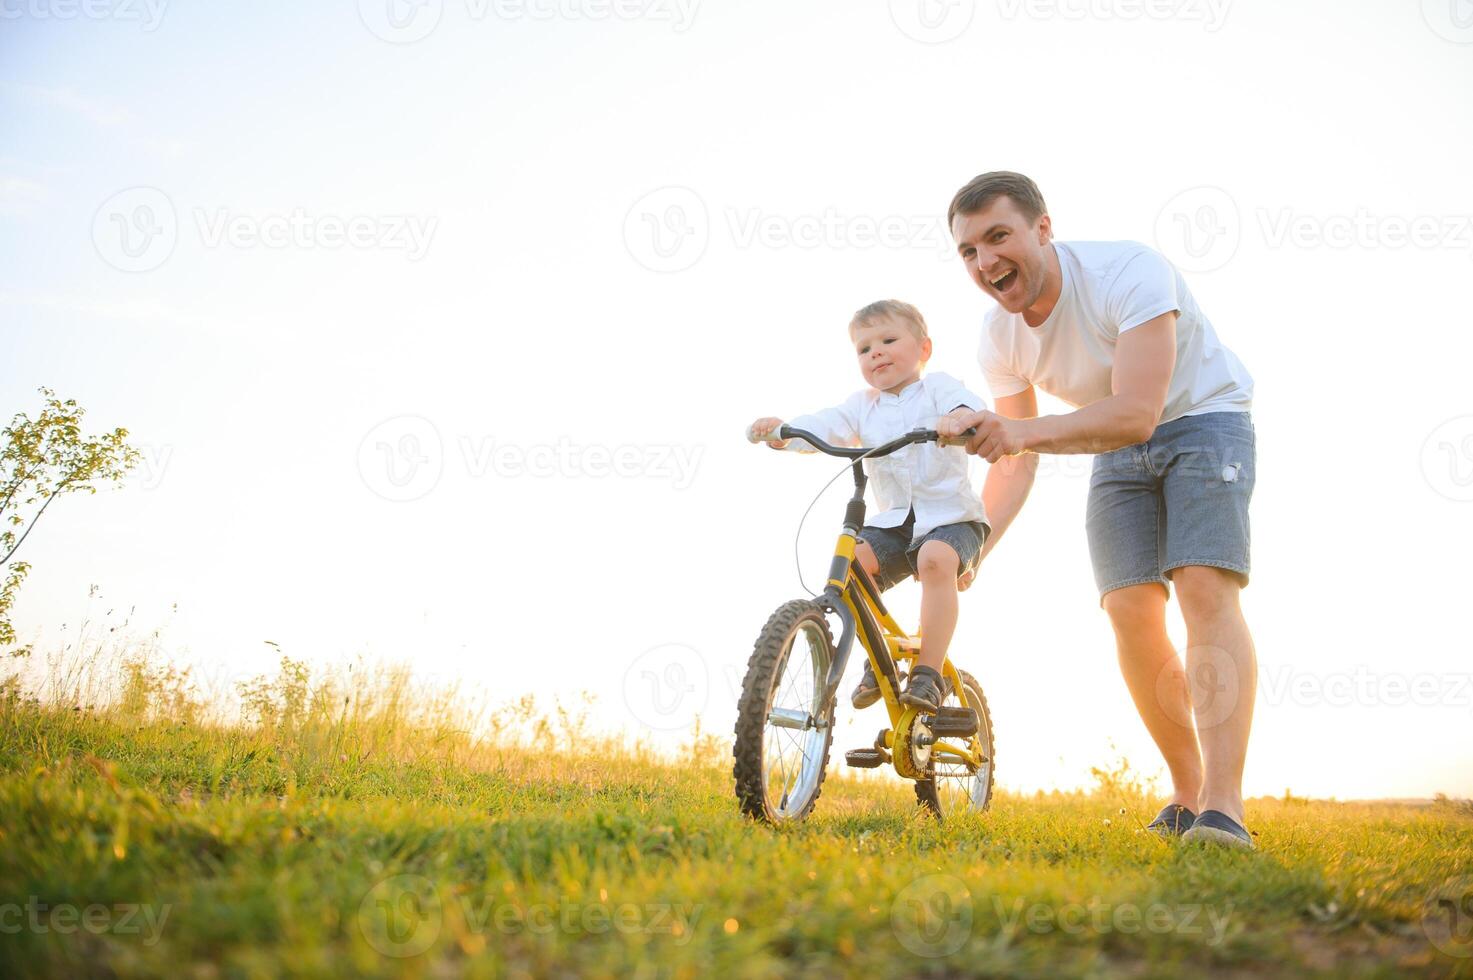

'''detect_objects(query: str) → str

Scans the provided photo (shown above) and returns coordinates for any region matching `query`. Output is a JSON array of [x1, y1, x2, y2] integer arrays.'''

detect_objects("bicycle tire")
[[733, 599, 836, 823], [914, 668, 995, 819]]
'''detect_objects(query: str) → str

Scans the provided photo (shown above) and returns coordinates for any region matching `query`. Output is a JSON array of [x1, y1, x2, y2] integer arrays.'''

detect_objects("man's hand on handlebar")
[[747, 417, 789, 449], [939, 409, 1030, 463]]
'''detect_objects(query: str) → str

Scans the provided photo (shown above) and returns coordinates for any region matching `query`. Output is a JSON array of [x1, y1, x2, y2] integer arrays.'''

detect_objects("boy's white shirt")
[[783, 371, 990, 541]]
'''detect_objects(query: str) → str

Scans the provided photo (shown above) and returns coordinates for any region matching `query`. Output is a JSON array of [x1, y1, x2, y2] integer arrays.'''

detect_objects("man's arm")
[[952, 312, 1178, 462], [976, 388, 1039, 564], [946, 388, 1039, 591]]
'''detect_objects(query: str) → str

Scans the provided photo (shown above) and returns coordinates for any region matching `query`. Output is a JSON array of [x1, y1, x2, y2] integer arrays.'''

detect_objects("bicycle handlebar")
[[746, 423, 975, 458]]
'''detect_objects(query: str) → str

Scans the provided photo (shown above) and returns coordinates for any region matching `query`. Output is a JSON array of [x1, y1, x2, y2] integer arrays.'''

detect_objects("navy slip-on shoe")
[[1182, 809, 1255, 849], [1146, 803, 1197, 838]]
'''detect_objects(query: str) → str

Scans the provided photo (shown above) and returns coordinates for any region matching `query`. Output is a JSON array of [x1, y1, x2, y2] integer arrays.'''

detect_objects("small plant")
[[1, 388, 140, 653]]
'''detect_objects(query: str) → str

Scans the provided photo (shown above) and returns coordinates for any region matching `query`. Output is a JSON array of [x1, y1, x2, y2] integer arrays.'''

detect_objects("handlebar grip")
[[936, 426, 977, 448]]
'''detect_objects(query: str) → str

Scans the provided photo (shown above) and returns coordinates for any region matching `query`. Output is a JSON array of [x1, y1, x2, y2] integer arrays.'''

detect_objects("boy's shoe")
[[850, 665, 903, 710], [899, 667, 945, 713], [1181, 810, 1255, 849], [1145, 803, 1197, 838]]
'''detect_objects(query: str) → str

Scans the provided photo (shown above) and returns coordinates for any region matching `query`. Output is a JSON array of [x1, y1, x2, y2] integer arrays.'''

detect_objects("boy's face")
[[852, 317, 931, 393]]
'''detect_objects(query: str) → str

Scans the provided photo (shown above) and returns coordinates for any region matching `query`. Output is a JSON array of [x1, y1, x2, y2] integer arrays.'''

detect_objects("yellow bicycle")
[[733, 424, 995, 823]]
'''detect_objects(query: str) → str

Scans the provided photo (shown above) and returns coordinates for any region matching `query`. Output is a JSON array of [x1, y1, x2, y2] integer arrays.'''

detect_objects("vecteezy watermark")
[[93, 187, 178, 273], [357, 417, 705, 501], [1154, 645, 1242, 732], [1257, 208, 1473, 254], [623, 186, 709, 273], [1422, 875, 1473, 958], [992, 896, 1234, 946], [624, 187, 961, 273], [124, 442, 174, 492], [0, 0, 166, 29], [1156, 185, 1473, 273], [358, 416, 445, 503], [0, 897, 171, 946], [1258, 665, 1473, 711], [891, 874, 973, 957], [358, 0, 699, 44], [1154, 185, 1241, 274], [1422, 416, 1473, 502], [356, 874, 703, 957], [460, 436, 702, 489], [994, 0, 1231, 31], [622, 643, 709, 732], [92, 187, 438, 272], [889, 0, 976, 43], [1422, 0, 1473, 44]]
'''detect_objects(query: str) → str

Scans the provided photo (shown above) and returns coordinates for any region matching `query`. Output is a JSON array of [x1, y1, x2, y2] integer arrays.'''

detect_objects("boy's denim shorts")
[[1086, 411, 1255, 601], [858, 509, 988, 592]]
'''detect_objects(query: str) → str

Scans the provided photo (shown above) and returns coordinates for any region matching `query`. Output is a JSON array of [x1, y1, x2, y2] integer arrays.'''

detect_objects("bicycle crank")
[[891, 708, 935, 780]]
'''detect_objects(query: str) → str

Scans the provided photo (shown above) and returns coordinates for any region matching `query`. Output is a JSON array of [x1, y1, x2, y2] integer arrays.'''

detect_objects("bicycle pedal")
[[844, 748, 889, 769], [928, 706, 979, 738]]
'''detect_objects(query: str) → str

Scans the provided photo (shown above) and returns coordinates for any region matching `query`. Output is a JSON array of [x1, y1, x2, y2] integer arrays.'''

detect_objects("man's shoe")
[[899, 667, 944, 713], [1145, 803, 1197, 838], [851, 666, 903, 710], [1181, 809, 1255, 849]]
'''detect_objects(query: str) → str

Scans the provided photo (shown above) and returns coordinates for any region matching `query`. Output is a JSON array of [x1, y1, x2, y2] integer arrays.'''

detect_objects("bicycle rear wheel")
[[733, 599, 836, 823], [914, 668, 995, 819]]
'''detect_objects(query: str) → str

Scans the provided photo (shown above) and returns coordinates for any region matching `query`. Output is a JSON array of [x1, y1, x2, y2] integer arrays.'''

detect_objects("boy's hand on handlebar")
[[935, 407, 977, 446], [747, 417, 789, 449]]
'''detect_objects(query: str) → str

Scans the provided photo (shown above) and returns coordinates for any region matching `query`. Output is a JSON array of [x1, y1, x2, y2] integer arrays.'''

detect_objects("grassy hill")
[[1, 655, 1470, 978]]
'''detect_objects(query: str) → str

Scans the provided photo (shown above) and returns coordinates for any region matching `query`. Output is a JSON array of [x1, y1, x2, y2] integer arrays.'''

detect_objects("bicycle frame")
[[784, 426, 986, 777]]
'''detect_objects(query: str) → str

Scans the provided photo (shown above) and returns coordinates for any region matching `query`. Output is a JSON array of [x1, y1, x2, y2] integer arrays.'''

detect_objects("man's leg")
[[1171, 566, 1256, 827], [1102, 583, 1203, 809]]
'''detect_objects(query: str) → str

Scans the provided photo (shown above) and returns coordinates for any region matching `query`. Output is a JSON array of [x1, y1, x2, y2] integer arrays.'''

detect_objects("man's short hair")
[[947, 171, 1048, 229], [850, 299, 929, 342]]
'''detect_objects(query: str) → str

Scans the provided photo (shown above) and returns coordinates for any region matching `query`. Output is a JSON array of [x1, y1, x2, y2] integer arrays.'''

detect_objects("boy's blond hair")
[[849, 299, 929, 342]]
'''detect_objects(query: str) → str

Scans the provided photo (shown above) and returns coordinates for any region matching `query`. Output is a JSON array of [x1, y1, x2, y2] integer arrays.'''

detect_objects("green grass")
[[1, 655, 1471, 978]]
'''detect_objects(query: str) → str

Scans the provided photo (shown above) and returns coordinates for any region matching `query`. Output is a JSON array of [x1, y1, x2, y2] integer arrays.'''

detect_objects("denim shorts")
[[1086, 411, 1255, 600], [858, 509, 988, 592]]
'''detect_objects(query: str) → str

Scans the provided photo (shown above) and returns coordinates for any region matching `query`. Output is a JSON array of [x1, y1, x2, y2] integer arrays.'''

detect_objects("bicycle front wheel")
[[914, 668, 995, 819], [733, 599, 836, 823]]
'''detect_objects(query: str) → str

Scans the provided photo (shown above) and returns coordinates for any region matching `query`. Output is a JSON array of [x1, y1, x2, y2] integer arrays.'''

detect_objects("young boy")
[[748, 299, 990, 712]]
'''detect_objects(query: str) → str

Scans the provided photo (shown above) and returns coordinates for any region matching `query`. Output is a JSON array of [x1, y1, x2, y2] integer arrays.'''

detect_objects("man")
[[938, 171, 1259, 848]]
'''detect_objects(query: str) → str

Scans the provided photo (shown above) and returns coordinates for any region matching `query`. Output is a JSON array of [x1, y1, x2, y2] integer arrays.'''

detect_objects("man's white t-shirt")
[[979, 241, 1253, 423]]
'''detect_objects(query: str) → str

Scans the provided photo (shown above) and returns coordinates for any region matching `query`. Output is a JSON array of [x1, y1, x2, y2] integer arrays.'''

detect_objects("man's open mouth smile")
[[989, 268, 1019, 295]]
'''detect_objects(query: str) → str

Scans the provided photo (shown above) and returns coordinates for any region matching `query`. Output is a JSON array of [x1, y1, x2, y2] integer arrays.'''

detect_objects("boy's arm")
[[777, 394, 863, 452]]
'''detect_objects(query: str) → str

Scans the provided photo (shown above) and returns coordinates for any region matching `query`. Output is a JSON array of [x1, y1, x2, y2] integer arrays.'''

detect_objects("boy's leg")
[[914, 539, 961, 674]]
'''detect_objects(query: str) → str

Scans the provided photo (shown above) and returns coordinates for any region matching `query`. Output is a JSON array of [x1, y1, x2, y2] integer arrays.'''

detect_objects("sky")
[[2, 0, 1471, 801]]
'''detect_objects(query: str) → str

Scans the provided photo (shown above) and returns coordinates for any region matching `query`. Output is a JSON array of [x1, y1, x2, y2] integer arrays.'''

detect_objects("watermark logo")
[[1421, 416, 1473, 502], [0, 0, 167, 30], [1154, 185, 1240, 273], [92, 187, 177, 273], [1155, 645, 1241, 732], [1422, 0, 1473, 43], [624, 186, 708, 273], [0, 897, 171, 946], [622, 643, 709, 731], [358, 0, 444, 43], [92, 189, 438, 271], [994, 0, 1231, 31], [358, 416, 445, 503], [359, 0, 699, 44], [358, 874, 442, 957], [889, 0, 976, 43], [891, 874, 973, 957], [1422, 875, 1473, 958], [993, 896, 1234, 945]]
